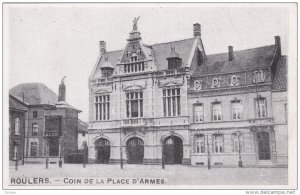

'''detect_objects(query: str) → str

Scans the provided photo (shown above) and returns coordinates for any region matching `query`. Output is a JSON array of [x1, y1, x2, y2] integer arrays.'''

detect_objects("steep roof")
[[93, 50, 122, 78], [9, 94, 28, 112], [92, 38, 196, 78], [92, 36, 279, 80], [10, 83, 57, 105], [152, 38, 195, 70], [273, 56, 287, 90], [191, 45, 276, 77]]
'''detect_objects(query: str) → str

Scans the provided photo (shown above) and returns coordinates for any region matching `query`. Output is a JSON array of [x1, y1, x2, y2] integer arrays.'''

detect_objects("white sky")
[[6, 3, 290, 121]]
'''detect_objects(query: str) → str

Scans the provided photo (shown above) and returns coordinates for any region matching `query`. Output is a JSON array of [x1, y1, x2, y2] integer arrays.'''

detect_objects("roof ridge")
[[151, 37, 195, 47], [9, 94, 29, 106], [206, 44, 275, 56], [103, 38, 195, 54], [104, 49, 123, 54]]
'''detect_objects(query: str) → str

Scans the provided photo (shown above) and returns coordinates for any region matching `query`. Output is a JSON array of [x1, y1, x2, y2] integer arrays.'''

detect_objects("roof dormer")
[[167, 45, 182, 70], [100, 54, 114, 77]]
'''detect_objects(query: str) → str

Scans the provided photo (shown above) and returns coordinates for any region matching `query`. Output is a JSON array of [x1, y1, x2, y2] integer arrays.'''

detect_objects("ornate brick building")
[[10, 80, 81, 163], [88, 20, 287, 166]]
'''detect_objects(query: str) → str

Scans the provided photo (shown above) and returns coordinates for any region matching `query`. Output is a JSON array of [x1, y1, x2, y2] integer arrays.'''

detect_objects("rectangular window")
[[232, 100, 243, 120], [14, 118, 20, 134], [212, 103, 222, 121], [213, 134, 223, 153], [95, 95, 110, 121], [162, 88, 181, 117], [284, 103, 287, 124], [30, 142, 38, 157], [195, 135, 205, 153], [126, 92, 143, 118], [253, 70, 265, 83], [124, 62, 145, 73], [256, 98, 267, 118], [14, 146, 17, 160], [32, 123, 38, 136], [33, 111, 38, 118], [194, 104, 204, 122]]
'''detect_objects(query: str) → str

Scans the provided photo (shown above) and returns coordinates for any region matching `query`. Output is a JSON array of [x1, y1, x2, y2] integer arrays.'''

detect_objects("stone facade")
[[88, 21, 287, 166]]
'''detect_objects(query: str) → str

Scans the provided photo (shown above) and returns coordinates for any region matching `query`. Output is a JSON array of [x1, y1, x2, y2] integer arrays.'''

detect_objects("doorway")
[[257, 131, 271, 160], [163, 136, 183, 164], [126, 137, 144, 164], [95, 138, 110, 164]]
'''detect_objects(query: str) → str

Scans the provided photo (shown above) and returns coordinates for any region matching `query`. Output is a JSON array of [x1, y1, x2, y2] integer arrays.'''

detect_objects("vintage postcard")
[[2, 3, 298, 191]]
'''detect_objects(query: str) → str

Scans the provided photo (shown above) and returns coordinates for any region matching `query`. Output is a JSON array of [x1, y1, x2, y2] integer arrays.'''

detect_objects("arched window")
[[14, 117, 20, 134]]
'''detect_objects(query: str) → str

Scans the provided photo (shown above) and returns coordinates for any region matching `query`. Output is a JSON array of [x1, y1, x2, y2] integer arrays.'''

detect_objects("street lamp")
[[120, 127, 123, 169], [162, 140, 165, 170], [59, 136, 64, 168], [206, 134, 211, 170], [82, 141, 87, 168], [236, 130, 243, 168]]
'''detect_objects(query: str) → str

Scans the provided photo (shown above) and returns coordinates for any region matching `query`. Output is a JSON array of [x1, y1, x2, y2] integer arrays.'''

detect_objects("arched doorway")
[[257, 131, 271, 160], [95, 138, 110, 164], [163, 135, 183, 164], [126, 137, 144, 164]]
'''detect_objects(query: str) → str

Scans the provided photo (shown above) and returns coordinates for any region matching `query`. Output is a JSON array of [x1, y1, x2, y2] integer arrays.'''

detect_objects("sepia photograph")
[[2, 2, 298, 191]]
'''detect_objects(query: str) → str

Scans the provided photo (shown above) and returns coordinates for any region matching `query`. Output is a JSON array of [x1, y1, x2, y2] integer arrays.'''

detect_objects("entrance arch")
[[257, 131, 271, 160], [126, 137, 144, 164], [163, 135, 183, 164], [95, 138, 110, 164]]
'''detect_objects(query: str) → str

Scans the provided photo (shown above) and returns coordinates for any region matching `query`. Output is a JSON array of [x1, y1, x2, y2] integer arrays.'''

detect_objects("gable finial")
[[133, 16, 141, 31], [61, 76, 66, 84], [59, 76, 66, 102]]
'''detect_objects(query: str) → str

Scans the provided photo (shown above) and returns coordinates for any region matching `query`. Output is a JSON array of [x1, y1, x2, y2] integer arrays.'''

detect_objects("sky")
[[6, 3, 290, 121]]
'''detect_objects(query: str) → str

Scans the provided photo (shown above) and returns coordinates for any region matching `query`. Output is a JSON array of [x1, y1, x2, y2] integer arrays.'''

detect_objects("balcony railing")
[[121, 118, 155, 127], [157, 67, 188, 76], [44, 131, 59, 137], [122, 118, 145, 127], [248, 117, 274, 126], [90, 78, 113, 85]]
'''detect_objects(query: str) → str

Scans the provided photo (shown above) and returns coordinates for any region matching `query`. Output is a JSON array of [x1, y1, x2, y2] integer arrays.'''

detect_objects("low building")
[[78, 119, 88, 149], [10, 79, 81, 164]]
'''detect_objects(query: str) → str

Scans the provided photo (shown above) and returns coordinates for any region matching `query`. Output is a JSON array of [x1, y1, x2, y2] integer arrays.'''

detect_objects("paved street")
[[8, 163, 288, 186]]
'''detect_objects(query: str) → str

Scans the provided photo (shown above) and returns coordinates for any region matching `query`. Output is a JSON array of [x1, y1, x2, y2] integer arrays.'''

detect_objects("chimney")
[[275, 36, 281, 56], [100, 41, 106, 54], [228, 46, 234, 61], [193, 23, 201, 37], [58, 76, 66, 102]]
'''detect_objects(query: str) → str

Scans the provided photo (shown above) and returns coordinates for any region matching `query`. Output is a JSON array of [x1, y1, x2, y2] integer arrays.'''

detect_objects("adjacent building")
[[10, 79, 81, 163], [88, 20, 287, 166], [9, 94, 28, 162], [78, 119, 88, 149]]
